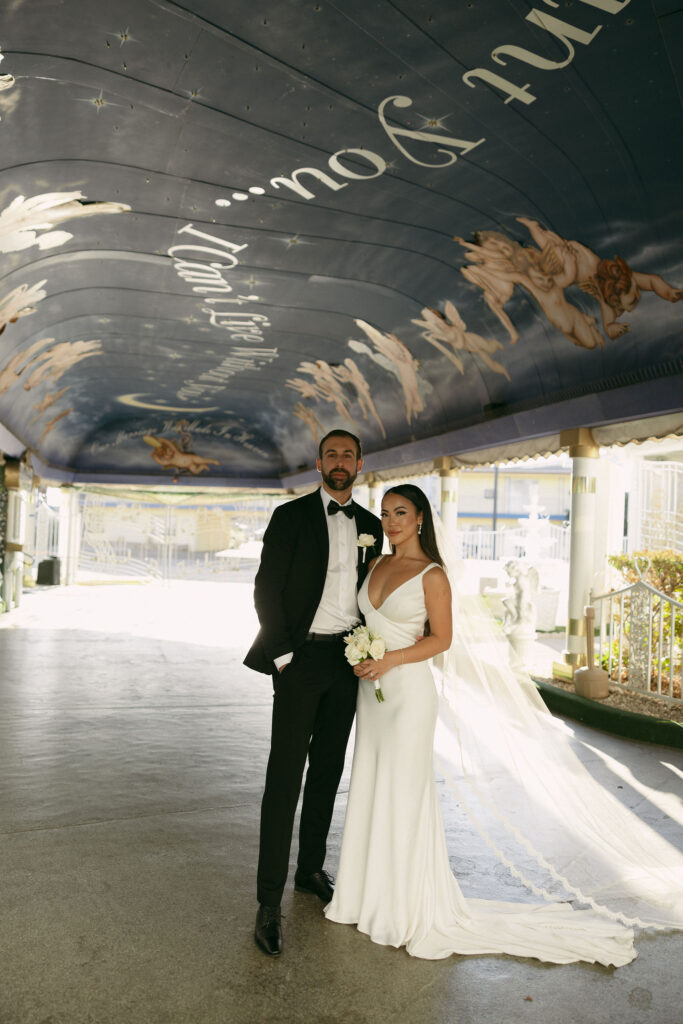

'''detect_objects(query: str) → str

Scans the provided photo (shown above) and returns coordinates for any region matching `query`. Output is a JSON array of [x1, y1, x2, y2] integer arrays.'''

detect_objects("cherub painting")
[[516, 217, 682, 341], [455, 218, 681, 349], [0, 192, 130, 255], [292, 401, 324, 444], [143, 435, 219, 475], [0, 337, 100, 397], [332, 357, 386, 438], [144, 419, 221, 475], [286, 360, 358, 427], [354, 319, 424, 423], [411, 301, 511, 380], [455, 230, 604, 349], [0, 280, 47, 336]]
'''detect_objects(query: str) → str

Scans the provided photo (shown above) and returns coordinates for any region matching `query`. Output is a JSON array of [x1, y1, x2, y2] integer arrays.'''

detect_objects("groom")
[[244, 429, 382, 956]]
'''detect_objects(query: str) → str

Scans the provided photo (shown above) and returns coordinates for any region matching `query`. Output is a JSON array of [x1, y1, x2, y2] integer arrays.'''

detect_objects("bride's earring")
[[418, 521, 422, 535]]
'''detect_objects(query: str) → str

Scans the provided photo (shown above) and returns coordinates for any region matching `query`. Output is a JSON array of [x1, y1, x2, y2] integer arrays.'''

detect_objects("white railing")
[[76, 490, 275, 583], [78, 549, 162, 581], [23, 494, 60, 571], [630, 460, 683, 554], [454, 524, 570, 562], [591, 572, 682, 704]]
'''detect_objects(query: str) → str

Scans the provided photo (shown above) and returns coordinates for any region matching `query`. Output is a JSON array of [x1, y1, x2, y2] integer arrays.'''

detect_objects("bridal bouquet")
[[344, 624, 386, 703]]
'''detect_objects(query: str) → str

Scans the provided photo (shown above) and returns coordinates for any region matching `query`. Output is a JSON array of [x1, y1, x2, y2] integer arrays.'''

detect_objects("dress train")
[[324, 561, 636, 966]]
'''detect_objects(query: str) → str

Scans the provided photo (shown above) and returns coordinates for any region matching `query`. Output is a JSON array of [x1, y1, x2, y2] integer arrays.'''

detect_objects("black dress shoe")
[[294, 868, 334, 902], [254, 903, 282, 957]]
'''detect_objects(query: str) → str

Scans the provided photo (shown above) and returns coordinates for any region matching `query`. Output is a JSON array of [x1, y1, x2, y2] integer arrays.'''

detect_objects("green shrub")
[[602, 550, 682, 698], [608, 550, 683, 600]]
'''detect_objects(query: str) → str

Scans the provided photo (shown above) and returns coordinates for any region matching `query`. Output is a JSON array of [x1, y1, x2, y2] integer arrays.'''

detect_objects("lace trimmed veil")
[[430, 512, 683, 931]]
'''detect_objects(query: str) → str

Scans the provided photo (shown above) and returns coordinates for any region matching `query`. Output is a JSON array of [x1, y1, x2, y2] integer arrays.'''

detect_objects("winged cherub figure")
[[143, 436, 219, 475], [455, 231, 604, 350], [516, 217, 682, 340]]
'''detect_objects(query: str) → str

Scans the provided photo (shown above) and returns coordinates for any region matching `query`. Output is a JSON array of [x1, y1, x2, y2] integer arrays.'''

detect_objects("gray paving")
[[1, 582, 682, 1024]]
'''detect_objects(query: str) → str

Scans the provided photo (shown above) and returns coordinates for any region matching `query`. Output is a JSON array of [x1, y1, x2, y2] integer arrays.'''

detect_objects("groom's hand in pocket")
[[274, 651, 294, 674]]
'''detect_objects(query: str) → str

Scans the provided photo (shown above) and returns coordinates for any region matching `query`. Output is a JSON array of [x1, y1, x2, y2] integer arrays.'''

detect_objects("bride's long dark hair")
[[383, 484, 444, 567]]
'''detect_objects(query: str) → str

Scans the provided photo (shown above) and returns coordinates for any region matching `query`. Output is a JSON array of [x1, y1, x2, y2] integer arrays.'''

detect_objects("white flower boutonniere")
[[357, 533, 375, 564]]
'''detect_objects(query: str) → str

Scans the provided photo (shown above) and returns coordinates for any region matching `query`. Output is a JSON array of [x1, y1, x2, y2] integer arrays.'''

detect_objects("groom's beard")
[[321, 467, 357, 492]]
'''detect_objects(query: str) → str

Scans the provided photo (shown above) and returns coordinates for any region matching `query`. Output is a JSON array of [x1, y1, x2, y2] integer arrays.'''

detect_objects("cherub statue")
[[502, 561, 539, 634]]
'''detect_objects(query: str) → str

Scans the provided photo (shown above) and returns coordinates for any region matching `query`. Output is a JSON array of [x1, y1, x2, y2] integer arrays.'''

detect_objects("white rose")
[[357, 533, 375, 547], [369, 638, 386, 660], [345, 642, 363, 666], [356, 634, 371, 656]]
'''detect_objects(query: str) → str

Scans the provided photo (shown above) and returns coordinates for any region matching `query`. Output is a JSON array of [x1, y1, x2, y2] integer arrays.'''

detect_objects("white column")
[[561, 429, 600, 669], [68, 491, 82, 584], [354, 481, 370, 512], [58, 487, 81, 585], [35, 497, 49, 566], [2, 460, 30, 611], [593, 454, 626, 594], [439, 469, 459, 540], [623, 456, 641, 554], [368, 475, 383, 518]]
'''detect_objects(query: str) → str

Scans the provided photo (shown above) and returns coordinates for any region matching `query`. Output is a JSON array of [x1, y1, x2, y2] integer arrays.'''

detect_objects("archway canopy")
[[0, 0, 681, 487]]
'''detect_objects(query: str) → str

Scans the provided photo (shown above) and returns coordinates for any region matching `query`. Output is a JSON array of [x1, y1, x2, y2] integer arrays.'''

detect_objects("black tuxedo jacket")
[[243, 488, 383, 675]]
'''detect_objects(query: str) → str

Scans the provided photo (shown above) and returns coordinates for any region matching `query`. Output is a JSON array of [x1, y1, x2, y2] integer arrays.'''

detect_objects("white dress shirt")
[[274, 488, 359, 670]]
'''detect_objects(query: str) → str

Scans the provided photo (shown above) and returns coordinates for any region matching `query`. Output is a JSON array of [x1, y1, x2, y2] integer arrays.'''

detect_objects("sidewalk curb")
[[534, 679, 683, 750]]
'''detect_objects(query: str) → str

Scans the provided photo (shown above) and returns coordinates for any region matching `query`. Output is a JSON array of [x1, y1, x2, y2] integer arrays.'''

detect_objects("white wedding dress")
[[324, 560, 637, 966]]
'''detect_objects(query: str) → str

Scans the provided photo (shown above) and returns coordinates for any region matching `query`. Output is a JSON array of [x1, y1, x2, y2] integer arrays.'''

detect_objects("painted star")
[[416, 113, 452, 131], [274, 235, 313, 249], [77, 90, 124, 113]]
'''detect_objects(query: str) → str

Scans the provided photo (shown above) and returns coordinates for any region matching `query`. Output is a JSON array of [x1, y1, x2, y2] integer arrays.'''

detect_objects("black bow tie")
[[327, 500, 355, 519]]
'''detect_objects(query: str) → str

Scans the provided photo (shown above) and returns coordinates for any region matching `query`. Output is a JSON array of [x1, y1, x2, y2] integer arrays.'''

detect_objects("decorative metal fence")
[[454, 523, 570, 562], [77, 490, 278, 582], [591, 568, 682, 704]]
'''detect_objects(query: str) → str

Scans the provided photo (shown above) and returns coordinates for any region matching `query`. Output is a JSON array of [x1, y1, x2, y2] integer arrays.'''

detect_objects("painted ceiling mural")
[[0, 0, 680, 486]]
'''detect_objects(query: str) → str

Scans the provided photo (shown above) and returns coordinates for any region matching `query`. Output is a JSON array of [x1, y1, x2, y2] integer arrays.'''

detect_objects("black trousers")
[[256, 638, 358, 906]]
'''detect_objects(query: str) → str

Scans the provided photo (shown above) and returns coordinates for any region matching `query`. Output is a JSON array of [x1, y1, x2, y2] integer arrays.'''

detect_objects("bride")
[[325, 484, 681, 965]]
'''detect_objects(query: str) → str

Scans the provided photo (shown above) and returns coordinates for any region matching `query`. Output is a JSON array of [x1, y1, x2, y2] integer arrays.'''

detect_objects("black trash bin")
[[37, 557, 61, 585]]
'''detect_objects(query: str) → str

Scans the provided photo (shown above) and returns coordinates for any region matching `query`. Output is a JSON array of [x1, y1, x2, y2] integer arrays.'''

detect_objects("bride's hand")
[[354, 653, 398, 680]]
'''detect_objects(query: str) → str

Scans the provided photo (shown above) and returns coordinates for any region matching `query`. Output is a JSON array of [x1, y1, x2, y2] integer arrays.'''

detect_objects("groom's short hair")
[[318, 429, 362, 461]]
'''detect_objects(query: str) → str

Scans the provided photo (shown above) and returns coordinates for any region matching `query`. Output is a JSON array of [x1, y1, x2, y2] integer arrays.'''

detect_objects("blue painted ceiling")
[[0, 0, 681, 486]]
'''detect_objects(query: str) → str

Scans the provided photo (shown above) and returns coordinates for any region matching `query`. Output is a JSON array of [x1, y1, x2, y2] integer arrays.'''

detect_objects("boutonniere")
[[357, 534, 375, 564]]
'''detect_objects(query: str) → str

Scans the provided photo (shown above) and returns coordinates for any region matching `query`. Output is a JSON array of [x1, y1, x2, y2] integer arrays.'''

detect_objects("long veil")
[[431, 513, 683, 931]]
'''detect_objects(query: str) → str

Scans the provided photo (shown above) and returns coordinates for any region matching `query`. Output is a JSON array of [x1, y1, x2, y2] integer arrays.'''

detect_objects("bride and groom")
[[245, 428, 678, 965]]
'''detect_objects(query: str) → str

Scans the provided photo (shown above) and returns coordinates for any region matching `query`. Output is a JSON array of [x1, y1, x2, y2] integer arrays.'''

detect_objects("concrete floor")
[[1, 581, 682, 1024]]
